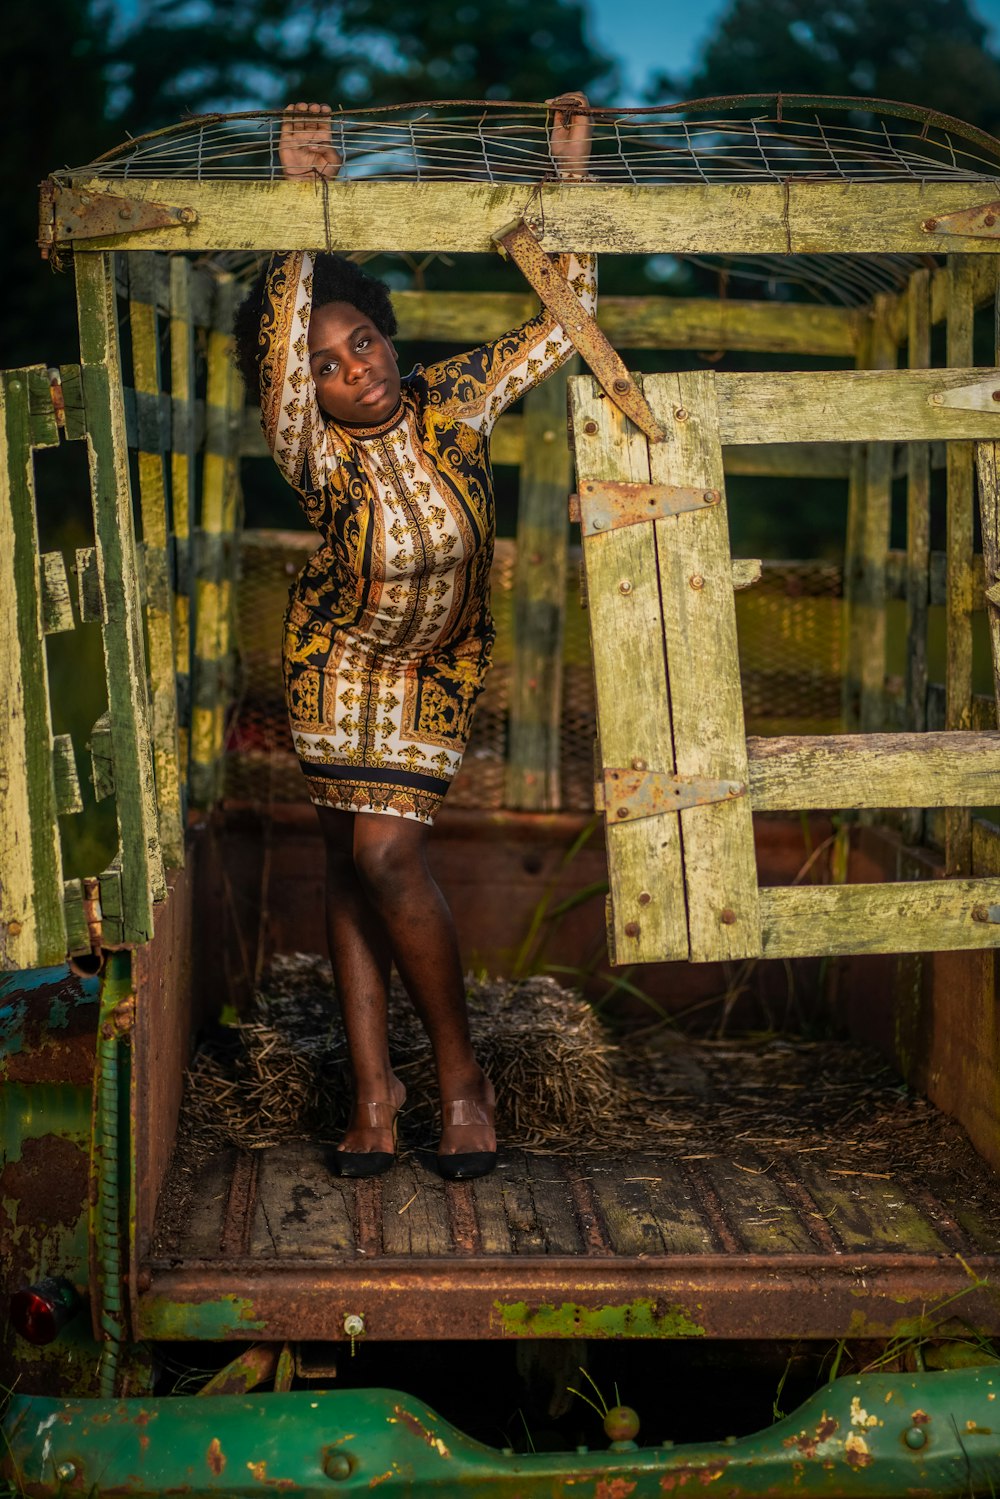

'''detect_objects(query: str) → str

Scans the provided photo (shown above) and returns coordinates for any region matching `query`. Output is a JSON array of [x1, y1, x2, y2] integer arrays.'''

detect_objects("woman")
[[234, 96, 594, 1180]]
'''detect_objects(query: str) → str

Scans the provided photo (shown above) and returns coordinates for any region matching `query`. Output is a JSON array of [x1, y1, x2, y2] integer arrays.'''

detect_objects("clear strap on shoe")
[[442, 1099, 492, 1128], [359, 1099, 399, 1128]]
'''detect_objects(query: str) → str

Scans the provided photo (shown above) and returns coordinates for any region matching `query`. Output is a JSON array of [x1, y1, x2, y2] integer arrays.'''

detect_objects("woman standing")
[[234, 96, 594, 1179]]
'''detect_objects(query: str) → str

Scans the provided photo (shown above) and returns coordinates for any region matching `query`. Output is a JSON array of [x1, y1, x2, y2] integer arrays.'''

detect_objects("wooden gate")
[[571, 363, 1000, 965]]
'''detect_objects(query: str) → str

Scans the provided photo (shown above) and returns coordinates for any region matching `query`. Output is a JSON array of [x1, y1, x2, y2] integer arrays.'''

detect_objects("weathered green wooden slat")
[[0, 368, 66, 968], [945, 257, 977, 875], [58, 365, 88, 443], [62, 878, 89, 953], [88, 712, 115, 801], [389, 290, 860, 356], [52, 734, 83, 816], [569, 374, 688, 964], [842, 442, 867, 732], [190, 275, 242, 807], [885, 548, 985, 606], [859, 297, 896, 735], [748, 731, 1000, 810], [128, 252, 184, 870], [902, 269, 933, 844], [715, 369, 1000, 444], [646, 372, 762, 963], [75, 546, 104, 622], [75, 251, 164, 940], [505, 363, 574, 810], [975, 262, 1000, 798], [51, 177, 1000, 255], [169, 256, 197, 788], [761, 880, 1000, 958], [40, 550, 76, 633]]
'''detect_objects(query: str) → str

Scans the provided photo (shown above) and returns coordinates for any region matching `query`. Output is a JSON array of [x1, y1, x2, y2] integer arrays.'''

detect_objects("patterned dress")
[[259, 249, 598, 824]]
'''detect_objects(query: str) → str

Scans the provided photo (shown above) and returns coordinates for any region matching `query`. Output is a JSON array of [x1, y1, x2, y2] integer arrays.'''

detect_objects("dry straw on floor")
[[181, 952, 951, 1171]]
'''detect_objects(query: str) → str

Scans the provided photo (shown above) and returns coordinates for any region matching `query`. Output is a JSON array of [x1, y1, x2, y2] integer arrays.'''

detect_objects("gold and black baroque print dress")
[[259, 249, 598, 824]]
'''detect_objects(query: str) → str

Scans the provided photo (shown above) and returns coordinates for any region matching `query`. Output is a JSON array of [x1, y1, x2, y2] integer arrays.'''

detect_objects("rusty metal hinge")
[[569, 479, 720, 536], [493, 217, 668, 443], [922, 200, 1000, 239], [602, 767, 745, 822], [39, 181, 197, 254]]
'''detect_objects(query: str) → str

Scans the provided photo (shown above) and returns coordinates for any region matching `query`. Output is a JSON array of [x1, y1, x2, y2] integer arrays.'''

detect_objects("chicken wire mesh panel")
[[63, 98, 1000, 186], [225, 535, 843, 811]]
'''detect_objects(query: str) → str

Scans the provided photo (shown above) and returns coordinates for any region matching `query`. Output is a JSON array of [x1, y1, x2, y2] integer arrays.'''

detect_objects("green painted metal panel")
[[3, 1370, 999, 1497]]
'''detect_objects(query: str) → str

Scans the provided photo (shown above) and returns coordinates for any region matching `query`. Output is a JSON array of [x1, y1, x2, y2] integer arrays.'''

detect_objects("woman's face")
[[308, 300, 401, 424]]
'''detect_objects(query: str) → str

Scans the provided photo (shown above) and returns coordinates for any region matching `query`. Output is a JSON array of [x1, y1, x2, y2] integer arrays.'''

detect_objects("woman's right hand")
[[279, 102, 344, 181]]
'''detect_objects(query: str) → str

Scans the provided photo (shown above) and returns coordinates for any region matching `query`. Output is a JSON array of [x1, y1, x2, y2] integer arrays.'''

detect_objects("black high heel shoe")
[[331, 1099, 401, 1179], [435, 1097, 497, 1181]]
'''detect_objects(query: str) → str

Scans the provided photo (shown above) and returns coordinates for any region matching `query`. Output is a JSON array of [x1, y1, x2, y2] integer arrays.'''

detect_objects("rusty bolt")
[[616, 806, 630, 819], [986, 214, 997, 227], [323, 1452, 352, 1480], [624, 921, 641, 937], [583, 420, 598, 435], [7, 920, 22, 937], [118, 205, 133, 220], [923, 218, 938, 232], [689, 574, 705, 591], [992, 391, 1000, 403], [972, 904, 990, 922], [703, 490, 718, 504], [613, 377, 630, 393], [674, 407, 688, 421], [638, 891, 652, 906], [720, 908, 737, 926], [728, 782, 745, 797], [178, 207, 198, 225], [631, 757, 647, 771], [619, 579, 632, 594]]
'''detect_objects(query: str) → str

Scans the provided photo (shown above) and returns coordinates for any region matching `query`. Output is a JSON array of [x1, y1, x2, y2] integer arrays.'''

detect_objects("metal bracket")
[[603, 767, 746, 823], [569, 480, 720, 536], [39, 181, 197, 252], [922, 200, 1000, 239], [928, 375, 1000, 413], [492, 217, 668, 443]]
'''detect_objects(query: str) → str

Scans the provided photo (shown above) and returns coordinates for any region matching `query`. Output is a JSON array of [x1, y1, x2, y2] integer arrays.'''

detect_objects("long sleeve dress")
[[258, 249, 598, 824]]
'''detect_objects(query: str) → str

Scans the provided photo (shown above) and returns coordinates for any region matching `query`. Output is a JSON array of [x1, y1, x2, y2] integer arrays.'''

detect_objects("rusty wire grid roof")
[[61, 95, 1000, 186]]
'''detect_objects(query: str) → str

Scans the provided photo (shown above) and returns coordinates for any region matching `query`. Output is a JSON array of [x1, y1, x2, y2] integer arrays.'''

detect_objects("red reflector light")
[[9, 1278, 79, 1346]]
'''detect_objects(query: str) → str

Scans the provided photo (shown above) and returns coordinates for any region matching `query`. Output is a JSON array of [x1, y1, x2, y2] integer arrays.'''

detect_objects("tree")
[[657, 0, 1000, 135]]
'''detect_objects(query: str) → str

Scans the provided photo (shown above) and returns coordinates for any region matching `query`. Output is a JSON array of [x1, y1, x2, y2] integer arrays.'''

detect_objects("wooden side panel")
[[76, 252, 165, 941], [0, 369, 66, 968], [646, 373, 761, 962], [858, 297, 896, 734], [505, 364, 573, 810], [169, 257, 197, 787], [748, 731, 1000, 810], [903, 267, 932, 844], [569, 375, 688, 963], [945, 256, 977, 874]]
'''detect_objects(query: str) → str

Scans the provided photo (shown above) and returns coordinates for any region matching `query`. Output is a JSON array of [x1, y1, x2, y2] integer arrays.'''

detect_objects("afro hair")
[[233, 253, 398, 399]]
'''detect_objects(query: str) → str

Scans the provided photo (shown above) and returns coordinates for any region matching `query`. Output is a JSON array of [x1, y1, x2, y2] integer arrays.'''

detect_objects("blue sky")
[[587, 0, 1000, 102]]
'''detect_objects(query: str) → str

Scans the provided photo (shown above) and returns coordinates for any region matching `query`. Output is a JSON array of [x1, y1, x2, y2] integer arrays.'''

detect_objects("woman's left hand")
[[547, 91, 593, 179], [279, 102, 344, 181]]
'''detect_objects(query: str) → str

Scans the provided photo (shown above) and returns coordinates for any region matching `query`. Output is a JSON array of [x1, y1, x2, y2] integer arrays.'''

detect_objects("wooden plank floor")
[[146, 1038, 1000, 1340]]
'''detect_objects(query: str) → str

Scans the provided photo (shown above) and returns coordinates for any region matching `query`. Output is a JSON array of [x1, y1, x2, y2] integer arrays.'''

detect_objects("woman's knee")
[[353, 819, 426, 906]]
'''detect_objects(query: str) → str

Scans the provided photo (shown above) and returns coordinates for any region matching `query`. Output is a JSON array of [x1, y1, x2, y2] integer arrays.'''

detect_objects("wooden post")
[[974, 259, 1000, 744], [169, 256, 198, 791], [945, 256, 977, 875], [903, 268, 932, 844], [859, 294, 896, 734], [505, 361, 574, 810], [190, 275, 242, 807], [76, 252, 165, 941], [0, 368, 67, 967], [128, 254, 184, 870]]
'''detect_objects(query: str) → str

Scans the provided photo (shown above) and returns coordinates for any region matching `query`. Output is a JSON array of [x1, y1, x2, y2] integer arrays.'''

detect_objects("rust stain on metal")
[[660, 1461, 728, 1488], [573, 480, 718, 537], [594, 1479, 637, 1498], [844, 1432, 874, 1468], [389, 1404, 451, 1458], [784, 1412, 839, 1459], [207, 1437, 226, 1476], [911, 1407, 931, 1425], [493, 217, 667, 442], [604, 768, 745, 823]]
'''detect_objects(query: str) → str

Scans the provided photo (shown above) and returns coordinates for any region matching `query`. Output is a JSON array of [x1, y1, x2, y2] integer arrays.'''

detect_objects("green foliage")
[[658, 0, 1000, 133]]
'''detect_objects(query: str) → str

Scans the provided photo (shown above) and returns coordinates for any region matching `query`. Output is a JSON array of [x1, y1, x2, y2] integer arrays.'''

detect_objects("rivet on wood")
[[703, 490, 719, 504], [972, 904, 990, 922], [583, 420, 599, 435], [638, 891, 652, 906], [543, 428, 556, 442], [689, 574, 705, 591], [674, 407, 688, 421], [923, 218, 938, 231], [986, 214, 997, 227], [624, 921, 641, 937], [992, 391, 1000, 403], [613, 377, 630, 393], [616, 806, 630, 818], [631, 757, 647, 770], [720, 908, 737, 925], [619, 579, 632, 594], [179, 207, 198, 224]]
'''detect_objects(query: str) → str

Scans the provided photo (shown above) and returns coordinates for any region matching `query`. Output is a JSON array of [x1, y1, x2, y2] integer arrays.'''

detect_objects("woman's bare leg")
[[350, 813, 494, 1158], [317, 806, 404, 1155]]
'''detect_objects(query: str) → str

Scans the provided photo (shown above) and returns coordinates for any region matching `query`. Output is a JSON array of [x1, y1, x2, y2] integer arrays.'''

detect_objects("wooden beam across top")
[[49, 177, 1000, 256]]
